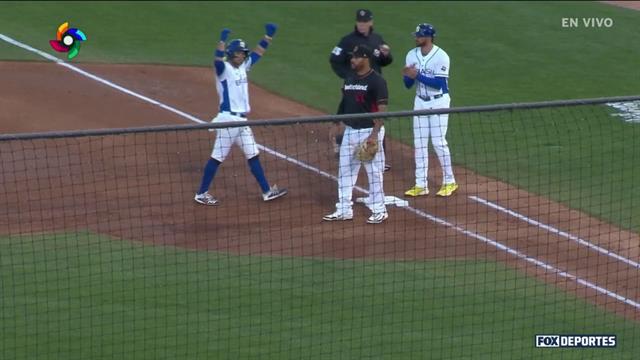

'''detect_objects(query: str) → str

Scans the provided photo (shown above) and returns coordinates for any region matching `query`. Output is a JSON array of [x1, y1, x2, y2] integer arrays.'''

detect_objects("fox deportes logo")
[[535, 335, 616, 348], [49, 22, 87, 60]]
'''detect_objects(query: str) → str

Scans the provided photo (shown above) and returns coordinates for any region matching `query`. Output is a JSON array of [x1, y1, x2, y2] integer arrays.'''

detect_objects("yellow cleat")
[[405, 186, 429, 197], [436, 183, 459, 197]]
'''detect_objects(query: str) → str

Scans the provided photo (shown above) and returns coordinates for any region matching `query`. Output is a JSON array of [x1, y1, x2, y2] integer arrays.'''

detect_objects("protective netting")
[[1, 99, 639, 359]]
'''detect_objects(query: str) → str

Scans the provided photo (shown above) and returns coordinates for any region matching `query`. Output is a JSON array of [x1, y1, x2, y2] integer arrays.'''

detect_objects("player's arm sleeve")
[[329, 37, 351, 79], [214, 42, 226, 76], [247, 35, 271, 68], [416, 75, 447, 90], [245, 49, 258, 71], [248, 53, 260, 66], [403, 51, 415, 88], [214, 60, 225, 76], [403, 76, 415, 89], [414, 51, 448, 89]]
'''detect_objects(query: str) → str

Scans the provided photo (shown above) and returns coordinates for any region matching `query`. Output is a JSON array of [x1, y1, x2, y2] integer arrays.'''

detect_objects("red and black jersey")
[[338, 69, 388, 129]]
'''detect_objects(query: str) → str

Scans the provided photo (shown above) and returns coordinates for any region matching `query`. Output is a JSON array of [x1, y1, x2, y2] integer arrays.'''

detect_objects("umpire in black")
[[329, 8, 393, 171], [329, 9, 393, 78]]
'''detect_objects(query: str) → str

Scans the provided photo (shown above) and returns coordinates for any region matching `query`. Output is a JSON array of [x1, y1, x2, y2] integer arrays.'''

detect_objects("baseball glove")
[[355, 138, 379, 162]]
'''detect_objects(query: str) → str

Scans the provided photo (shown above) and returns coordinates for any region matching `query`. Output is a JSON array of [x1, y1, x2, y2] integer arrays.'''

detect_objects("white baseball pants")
[[336, 126, 386, 215], [210, 113, 259, 161], [413, 94, 455, 188]]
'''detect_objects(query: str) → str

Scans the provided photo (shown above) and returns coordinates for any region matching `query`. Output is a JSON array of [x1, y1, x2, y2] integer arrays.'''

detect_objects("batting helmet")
[[226, 39, 249, 58], [413, 23, 436, 38]]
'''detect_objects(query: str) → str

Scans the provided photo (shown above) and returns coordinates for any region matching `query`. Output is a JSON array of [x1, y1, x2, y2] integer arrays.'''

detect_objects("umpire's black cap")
[[356, 9, 373, 22]]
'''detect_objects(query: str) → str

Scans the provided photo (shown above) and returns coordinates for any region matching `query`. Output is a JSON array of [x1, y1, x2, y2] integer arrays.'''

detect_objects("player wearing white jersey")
[[402, 23, 458, 198], [194, 25, 287, 206]]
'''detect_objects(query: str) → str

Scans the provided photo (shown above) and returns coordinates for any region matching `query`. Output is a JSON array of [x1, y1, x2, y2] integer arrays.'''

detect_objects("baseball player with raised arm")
[[403, 23, 458, 198], [194, 24, 287, 206], [323, 45, 389, 224]]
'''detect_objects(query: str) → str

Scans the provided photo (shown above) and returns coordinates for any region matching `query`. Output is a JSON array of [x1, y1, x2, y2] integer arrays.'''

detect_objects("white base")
[[355, 195, 409, 209]]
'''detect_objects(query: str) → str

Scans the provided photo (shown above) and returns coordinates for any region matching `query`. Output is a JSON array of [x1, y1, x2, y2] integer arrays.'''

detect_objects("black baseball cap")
[[351, 44, 373, 58], [356, 9, 373, 22]]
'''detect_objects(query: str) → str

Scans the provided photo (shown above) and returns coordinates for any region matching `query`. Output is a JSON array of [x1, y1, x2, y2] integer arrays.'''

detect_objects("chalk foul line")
[[470, 195, 640, 269]]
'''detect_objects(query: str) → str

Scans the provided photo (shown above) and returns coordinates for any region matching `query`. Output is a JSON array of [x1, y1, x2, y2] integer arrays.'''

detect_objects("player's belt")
[[418, 93, 447, 102], [230, 111, 247, 118], [223, 111, 247, 118]]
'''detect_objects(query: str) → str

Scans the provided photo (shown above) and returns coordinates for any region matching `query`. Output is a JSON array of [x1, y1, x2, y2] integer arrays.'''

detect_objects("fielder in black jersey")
[[323, 44, 389, 225], [337, 68, 388, 127]]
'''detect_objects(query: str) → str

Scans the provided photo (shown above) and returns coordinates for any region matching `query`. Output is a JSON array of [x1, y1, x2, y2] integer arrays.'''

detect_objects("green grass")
[[2, 233, 638, 359], [1, 1, 639, 109]]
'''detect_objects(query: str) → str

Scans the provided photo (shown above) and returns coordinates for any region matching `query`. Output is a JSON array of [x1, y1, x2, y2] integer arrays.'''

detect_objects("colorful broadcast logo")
[[49, 22, 87, 60]]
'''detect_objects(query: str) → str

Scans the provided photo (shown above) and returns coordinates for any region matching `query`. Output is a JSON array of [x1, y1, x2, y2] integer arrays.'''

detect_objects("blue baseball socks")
[[197, 158, 221, 195], [248, 155, 270, 193]]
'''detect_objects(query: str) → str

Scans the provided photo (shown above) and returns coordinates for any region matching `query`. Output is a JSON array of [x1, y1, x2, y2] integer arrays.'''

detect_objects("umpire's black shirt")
[[338, 69, 388, 129], [329, 27, 393, 79]]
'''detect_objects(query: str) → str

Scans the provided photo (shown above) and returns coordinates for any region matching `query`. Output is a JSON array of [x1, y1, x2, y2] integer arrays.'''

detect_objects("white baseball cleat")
[[263, 185, 288, 202], [366, 212, 388, 224], [194, 192, 219, 206], [322, 211, 353, 221]]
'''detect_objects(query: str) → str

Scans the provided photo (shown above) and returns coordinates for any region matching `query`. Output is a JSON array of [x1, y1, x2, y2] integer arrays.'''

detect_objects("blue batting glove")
[[220, 28, 231, 42], [265, 23, 277, 37]]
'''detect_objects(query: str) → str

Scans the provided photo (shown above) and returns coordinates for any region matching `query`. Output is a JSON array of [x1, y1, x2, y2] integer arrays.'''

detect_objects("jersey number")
[[355, 92, 365, 104]]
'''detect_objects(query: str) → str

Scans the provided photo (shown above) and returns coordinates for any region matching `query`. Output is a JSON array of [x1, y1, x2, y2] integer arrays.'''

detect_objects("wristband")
[[215, 49, 225, 57], [259, 39, 269, 49]]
